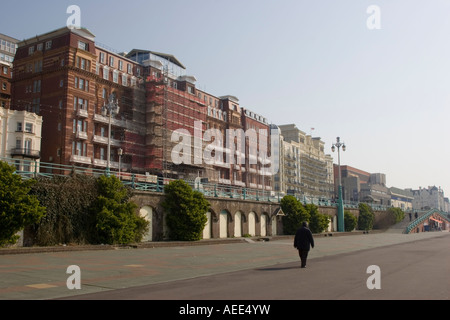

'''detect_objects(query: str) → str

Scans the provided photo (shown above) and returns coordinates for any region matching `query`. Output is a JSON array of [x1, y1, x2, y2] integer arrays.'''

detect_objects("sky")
[[2, 0, 450, 195]]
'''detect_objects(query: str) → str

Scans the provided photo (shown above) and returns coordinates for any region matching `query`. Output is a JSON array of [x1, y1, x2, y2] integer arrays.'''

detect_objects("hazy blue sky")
[[2, 0, 450, 195]]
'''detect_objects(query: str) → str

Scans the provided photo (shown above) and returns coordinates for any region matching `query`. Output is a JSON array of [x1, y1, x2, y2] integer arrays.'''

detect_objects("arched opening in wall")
[[139, 206, 153, 242], [203, 211, 212, 239], [234, 211, 243, 237], [219, 210, 229, 238], [248, 212, 256, 236], [271, 215, 278, 236], [260, 213, 268, 236]]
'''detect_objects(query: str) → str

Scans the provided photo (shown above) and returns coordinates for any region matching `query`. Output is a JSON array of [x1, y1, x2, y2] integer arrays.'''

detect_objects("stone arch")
[[234, 211, 244, 237], [219, 209, 231, 238], [139, 206, 153, 242], [203, 209, 214, 240], [260, 212, 270, 236], [248, 211, 257, 236]]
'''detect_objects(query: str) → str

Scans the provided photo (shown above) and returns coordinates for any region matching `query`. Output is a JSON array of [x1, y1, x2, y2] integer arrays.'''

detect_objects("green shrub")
[[92, 175, 148, 244], [162, 180, 210, 241], [344, 210, 357, 232], [0, 161, 46, 246], [358, 203, 375, 231]]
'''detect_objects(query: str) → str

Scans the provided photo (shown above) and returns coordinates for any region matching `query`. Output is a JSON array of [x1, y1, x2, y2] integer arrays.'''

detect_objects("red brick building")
[[11, 27, 272, 191]]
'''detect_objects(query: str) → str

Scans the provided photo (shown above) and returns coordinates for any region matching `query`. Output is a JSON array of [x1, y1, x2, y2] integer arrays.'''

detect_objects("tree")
[[92, 175, 148, 244], [281, 195, 310, 235], [306, 203, 331, 234], [358, 203, 375, 231], [388, 207, 405, 224], [162, 180, 210, 241], [0, 161, 46, 246], [344, 210, 357, 232]]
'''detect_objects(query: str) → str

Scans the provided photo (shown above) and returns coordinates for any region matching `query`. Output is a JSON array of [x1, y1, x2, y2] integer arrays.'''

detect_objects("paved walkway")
[[0, 231, 447, 300]]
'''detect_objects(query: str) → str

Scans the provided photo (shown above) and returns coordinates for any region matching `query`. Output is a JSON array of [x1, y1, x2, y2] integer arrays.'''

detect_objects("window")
[[79, 78, 84, 90], [45, 41, 52, 50], [37, 43, 43, 51], [35, 59, 42, 72], [24, 139, 32, 151], [127, 64, 132, 74], [28, 46, 34, 55], [78, 41, 88, 51], [113, 70, 118, 83], [3, 66, 7, 74], [16, 122, 22, 132], [118, 60, 123, 71], [2, 82, 6, 90], [103, 67, 109, 80], [122, 74, 127, 86], [109, 56, 114, 67], [100, 147, 105, 160], [16, 139, 21, 149], [100, 52, 105, 64], [74, 77, 78, 88], [25, 123, 33, 133]]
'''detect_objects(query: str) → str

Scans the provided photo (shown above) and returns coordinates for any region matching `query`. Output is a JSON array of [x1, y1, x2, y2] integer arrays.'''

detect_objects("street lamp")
[[118, 148, 123, 180], [102, 94, 120, 176], [332, 137, 346, 232]]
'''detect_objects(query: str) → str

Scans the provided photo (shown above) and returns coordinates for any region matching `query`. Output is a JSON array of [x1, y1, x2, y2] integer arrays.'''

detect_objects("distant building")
[[409, 186, 446, 212], [389, 187, 414, 211], [0, 106, 43, 171], [276, 124, 333, 199], [0, 33, 19, 109]]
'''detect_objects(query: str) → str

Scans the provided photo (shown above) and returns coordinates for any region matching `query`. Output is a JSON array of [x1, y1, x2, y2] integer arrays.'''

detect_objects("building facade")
[[0, 33, 18, 109], [11, 27, 146, 175], [409, 186, 446, 212], [276, 124, 334, 199], [11, 27, 273, 192], [0, 106, 42, 171]]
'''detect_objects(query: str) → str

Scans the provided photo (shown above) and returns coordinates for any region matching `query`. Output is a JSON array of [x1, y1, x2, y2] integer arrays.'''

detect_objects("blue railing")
[[405, 209, 450, 234], [1, 156, 391, 210]]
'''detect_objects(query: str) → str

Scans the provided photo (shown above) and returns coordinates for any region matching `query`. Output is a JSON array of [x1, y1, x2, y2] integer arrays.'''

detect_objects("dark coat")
[[294, 226, 315, 251]]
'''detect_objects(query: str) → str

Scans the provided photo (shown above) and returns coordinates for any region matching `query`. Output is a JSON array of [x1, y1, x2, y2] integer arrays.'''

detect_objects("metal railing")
[[0, 156, 394, 210]]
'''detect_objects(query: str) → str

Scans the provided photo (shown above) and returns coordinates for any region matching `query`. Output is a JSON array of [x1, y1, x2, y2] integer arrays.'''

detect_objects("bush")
[[162, 180, 210, 241], [344, 210, 357, 232], [306, 203, 331, 233], [92, 175, 149, 245], [281, 195, 310, 235], [358, 203, 375, 231], [30, 175, 98, 245], [0, 161, 46, 246], [388, 207, 405, 224]]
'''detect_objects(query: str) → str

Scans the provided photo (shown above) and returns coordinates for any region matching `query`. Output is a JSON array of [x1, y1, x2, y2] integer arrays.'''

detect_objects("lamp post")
[[118, 148, 123, 180], [102, 94, 120, 176], [332, 137, 346, 232]]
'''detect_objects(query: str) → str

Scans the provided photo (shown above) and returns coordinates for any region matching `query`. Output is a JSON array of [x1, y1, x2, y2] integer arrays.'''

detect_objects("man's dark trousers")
[[298, 249, 309, 268]]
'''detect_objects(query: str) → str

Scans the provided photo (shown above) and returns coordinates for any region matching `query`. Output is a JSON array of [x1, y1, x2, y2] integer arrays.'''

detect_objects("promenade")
[[0, 231, 448, 300]]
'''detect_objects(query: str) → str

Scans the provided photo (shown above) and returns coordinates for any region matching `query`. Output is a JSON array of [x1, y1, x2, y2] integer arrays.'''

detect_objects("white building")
[[409, 186, 446, 212], [275, 124, 334, 199], [0, 107, 43, 171]]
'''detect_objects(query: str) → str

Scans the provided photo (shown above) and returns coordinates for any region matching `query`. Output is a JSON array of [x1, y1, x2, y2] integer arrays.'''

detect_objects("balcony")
[[70, 155, 92, 165], [93, 113, 126, 128], [10, 148, 41, 159], [93, 135, 122, 147], [77, 109, 88, 118], [76, 131, 88, 140]]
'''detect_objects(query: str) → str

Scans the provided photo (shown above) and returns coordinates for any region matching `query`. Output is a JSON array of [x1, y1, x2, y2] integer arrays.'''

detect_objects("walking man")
[[294, 221, 315, 268]]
